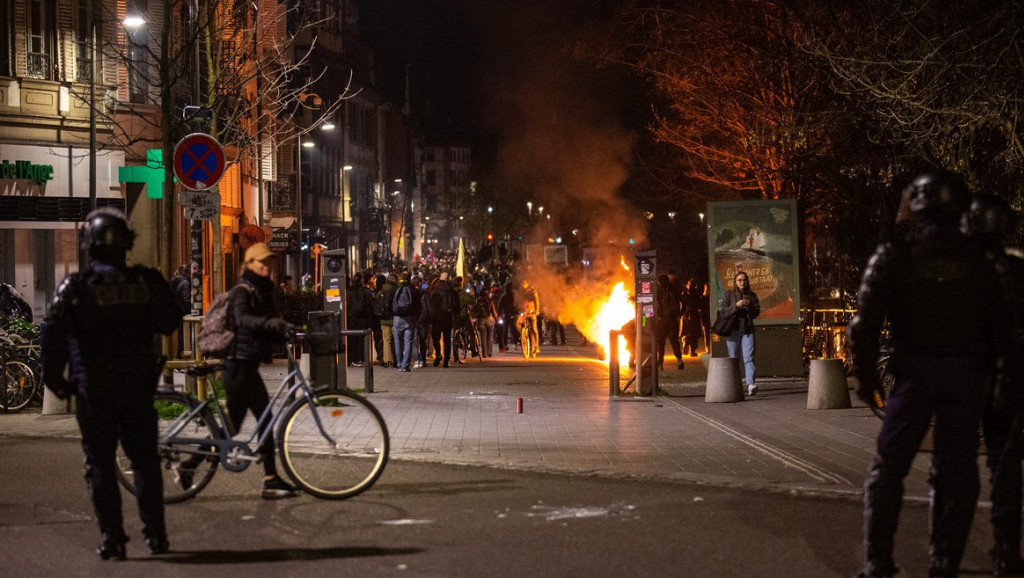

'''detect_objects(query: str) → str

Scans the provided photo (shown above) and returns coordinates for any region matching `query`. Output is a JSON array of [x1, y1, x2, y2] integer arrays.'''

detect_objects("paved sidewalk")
[[1, 341, 944, 501]]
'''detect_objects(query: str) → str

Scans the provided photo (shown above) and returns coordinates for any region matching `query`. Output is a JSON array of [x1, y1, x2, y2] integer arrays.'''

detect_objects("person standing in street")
[[39, 207, 184, 560], [681, 278, 704, 357], [718, 271, 760, 396], [655, 274, 684, 370], [961, 193, 1024, 576], [375, 273, 397, 368], [392, 272, 420, 372], [848, 171, 1007, 578], [429, 272, 456, 367], [346, 272, 373, 366]]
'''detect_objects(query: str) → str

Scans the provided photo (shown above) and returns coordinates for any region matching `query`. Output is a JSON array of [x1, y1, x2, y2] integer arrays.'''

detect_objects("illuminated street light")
[[527, 201, 533, 215]]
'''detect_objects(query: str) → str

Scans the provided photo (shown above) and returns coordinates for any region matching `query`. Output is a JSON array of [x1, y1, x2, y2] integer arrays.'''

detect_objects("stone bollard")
[[807, 358, 852, 410], [705, 357, 744, 403]]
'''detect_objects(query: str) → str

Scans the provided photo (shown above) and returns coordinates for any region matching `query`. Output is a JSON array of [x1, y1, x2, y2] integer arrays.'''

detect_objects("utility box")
[[634, 250, 658, 396], [322, 248, 348, 314]]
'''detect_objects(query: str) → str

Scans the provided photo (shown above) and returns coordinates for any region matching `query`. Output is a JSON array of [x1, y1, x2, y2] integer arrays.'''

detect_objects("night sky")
[[356, 0, 650, 240]]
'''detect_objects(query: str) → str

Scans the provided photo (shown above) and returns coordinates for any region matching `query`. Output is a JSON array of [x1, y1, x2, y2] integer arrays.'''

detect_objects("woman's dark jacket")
[[718, 289, 761, 335], [227, 270, 282, 362]]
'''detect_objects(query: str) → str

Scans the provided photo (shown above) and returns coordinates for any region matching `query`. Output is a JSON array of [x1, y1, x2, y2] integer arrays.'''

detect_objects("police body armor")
[[48, 264, 172, 395]]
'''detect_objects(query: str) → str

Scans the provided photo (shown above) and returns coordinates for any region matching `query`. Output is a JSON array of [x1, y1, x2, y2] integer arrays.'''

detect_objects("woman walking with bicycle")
[[222, 242, 296, 499]]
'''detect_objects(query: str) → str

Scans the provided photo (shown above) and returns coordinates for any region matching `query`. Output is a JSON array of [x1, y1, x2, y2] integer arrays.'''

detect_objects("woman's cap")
[[244, 242, 275, 263]]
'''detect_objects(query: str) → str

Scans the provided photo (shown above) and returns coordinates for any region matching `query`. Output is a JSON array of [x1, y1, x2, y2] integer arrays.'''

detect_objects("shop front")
[[0, 143, 125, 319]]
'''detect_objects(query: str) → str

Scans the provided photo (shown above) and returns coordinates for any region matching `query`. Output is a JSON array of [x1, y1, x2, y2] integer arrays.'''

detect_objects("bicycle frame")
[[162, 340, 340, 471]]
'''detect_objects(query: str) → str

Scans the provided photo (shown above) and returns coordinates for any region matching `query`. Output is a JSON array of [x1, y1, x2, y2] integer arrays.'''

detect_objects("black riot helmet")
[[961, 193, 1015, 245], [81, 207, 135, 254], [901, 170, 971, 226]]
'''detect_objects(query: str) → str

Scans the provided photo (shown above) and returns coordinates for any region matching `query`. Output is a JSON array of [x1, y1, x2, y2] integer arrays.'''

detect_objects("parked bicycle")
[[0, 334, 42, 413], [115, 333, 389, 502]]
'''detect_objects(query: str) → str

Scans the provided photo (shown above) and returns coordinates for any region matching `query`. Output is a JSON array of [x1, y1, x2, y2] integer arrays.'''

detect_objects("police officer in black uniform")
[[962, 193, 1024, 576], [849, 171, 1007, 578], [40, 208, 184, 560]]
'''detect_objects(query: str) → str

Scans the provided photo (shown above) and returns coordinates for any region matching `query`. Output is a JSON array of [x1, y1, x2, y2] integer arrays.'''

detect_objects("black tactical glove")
[[855, 370, 881, 407], [45, 377, 72, 400]]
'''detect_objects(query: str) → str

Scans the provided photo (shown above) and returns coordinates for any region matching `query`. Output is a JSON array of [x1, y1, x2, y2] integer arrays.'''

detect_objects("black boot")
[[97, 532, 128, 560], [145, 532, 170, 555], [992, 547, 1024, 576]]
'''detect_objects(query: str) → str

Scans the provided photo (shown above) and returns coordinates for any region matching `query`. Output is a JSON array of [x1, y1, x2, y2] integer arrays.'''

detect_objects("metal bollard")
[[609, 330, 621, 396]]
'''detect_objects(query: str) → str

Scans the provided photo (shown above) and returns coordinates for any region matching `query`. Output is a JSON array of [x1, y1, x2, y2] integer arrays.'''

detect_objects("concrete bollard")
[[807, 358, 852, 410], [705, 357, 744, 403], [41, 387, 73, 415]]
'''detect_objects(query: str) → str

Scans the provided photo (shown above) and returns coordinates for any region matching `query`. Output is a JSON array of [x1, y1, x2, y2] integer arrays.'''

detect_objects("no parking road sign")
[[173, 133, 226, 190]]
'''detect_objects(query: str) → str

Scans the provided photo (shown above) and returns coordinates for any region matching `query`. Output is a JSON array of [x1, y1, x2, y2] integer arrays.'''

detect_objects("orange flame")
[[619, 256, 630, 271], [581, 282, 634, 363]]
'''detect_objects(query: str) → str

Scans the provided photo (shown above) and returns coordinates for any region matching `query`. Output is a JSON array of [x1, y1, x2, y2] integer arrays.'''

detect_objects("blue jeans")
[[725, 330, 756, 386], [393, 316, 416, 370]]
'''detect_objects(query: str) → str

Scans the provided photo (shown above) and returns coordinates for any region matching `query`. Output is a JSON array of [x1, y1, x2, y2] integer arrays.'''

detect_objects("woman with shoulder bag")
[[717, 271, 761, 396]]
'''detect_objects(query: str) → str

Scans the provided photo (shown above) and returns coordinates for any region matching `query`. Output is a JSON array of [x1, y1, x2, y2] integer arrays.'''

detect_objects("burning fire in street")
[[578, 282, 634, 363]]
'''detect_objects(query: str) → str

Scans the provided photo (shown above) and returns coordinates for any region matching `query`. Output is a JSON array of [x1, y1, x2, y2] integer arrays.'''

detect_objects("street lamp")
[[527, 201, 533, 215]]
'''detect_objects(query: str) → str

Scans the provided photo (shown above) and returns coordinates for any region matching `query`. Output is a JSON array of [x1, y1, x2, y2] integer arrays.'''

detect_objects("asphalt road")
[[0, 436, 1000, 578]]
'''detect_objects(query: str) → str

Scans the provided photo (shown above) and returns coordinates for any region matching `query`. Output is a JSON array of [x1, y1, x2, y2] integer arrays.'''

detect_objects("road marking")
[[663, 398, 852, 485]]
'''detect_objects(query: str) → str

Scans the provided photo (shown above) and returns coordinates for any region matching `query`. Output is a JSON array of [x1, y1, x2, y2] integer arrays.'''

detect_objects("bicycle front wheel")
[[279, 389, 389, 500], [116, 390, 220, 504], [1, 360, 37, 413]]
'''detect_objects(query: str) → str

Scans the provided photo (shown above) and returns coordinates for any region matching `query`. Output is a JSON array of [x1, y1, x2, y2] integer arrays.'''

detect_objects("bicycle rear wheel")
[[0, 360, 37, 413], [279, 389, 389, 500], [116, 390, 220, 503]]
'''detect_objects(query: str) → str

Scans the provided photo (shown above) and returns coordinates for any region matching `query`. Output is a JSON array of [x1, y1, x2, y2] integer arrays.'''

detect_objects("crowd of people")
[[342, 264, 558, 370]]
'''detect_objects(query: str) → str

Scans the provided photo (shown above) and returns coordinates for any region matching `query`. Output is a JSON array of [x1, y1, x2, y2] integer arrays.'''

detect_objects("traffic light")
[[486, 232, 494, 241]]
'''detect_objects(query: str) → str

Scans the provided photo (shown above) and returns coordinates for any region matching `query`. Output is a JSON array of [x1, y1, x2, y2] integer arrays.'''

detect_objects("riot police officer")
[[848, 171, 1007, 578], [40, 208, 184, 560], [962, 193, 1024, 576]]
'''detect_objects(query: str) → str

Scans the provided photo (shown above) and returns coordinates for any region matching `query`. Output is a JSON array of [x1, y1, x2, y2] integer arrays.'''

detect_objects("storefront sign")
[[0, 160, 54, 184]]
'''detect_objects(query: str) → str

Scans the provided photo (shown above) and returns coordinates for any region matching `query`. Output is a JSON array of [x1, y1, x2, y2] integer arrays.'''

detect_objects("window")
[[126, 0, 149, 102], [27, 0, 55, 79], [0, 0, 10, 76]]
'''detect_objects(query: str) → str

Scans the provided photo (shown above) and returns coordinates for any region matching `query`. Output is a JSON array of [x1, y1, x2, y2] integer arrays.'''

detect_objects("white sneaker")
[[747, 384, 758, 396]]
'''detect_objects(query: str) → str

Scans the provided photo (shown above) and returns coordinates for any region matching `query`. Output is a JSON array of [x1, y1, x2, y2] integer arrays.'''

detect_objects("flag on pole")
[[456, 237, 466, 279]]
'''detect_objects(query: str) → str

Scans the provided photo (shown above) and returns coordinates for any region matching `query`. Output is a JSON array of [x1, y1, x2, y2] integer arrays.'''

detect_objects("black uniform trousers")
[[77, 386, 164, 540], [863, 355, 987, 576], [984, 402, 1024, 556]]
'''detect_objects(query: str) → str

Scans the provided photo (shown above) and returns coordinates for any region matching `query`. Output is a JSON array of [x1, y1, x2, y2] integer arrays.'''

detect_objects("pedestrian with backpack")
[[392, 272, 420, 371], [221, 242, 296, 499]]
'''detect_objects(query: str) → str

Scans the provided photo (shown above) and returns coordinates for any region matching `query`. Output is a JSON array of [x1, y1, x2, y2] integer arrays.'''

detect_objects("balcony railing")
[[76, 56, 93, 83], [27, 53, 51, 79]]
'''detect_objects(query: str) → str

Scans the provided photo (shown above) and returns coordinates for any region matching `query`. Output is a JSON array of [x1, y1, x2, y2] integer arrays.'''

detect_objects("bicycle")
[[0, 335, 42, 413], [115, 334, 390, 502], [517, 313, 539, 359], [453, 322, 484, 363]]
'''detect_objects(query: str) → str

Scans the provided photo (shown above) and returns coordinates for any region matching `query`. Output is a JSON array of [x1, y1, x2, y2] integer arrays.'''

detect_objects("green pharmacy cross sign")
[[118, 149, 168, 199], [0, 160, 54, 184]]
